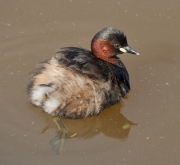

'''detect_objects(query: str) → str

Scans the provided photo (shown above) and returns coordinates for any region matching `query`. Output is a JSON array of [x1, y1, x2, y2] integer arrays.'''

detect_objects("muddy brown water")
[[1, 0, 180, 165]]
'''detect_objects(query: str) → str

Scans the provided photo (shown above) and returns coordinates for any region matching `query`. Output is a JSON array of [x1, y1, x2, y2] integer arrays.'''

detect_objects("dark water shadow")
[[31, 101, 137, 155]]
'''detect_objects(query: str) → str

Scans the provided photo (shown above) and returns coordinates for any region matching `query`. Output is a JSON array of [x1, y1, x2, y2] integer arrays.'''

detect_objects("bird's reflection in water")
[[40, 102, 137, 155]]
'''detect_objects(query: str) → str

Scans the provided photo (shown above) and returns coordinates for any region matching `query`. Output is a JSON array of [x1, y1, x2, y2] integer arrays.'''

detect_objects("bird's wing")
[[55, 47, 109, 82]]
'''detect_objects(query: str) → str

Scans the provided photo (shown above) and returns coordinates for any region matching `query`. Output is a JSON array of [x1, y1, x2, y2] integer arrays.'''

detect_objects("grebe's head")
[[91, 27, 139, 63]]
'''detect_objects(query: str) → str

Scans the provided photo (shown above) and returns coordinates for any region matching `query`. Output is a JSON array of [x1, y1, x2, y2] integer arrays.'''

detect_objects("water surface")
[[0, 0, 180, 164]]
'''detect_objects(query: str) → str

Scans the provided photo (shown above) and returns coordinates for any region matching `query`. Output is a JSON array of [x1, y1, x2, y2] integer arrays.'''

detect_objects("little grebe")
[[27, 27, 139, 119]]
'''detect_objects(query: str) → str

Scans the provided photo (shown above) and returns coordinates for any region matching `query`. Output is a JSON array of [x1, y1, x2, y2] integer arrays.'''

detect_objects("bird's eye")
[[114, 44, 119, 48]]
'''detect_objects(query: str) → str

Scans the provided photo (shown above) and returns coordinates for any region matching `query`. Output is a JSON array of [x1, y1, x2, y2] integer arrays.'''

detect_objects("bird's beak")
[[120, 46, 139, 55]]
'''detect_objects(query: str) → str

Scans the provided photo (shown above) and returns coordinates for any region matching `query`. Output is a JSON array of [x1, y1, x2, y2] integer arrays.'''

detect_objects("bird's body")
[[27, 27, 139, 118]]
